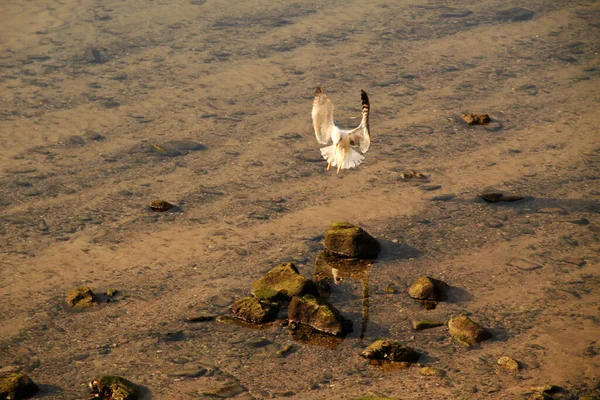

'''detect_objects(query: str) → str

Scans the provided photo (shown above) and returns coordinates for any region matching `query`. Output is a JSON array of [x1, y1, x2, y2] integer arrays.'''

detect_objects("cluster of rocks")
[[0, 372, 139, 400]]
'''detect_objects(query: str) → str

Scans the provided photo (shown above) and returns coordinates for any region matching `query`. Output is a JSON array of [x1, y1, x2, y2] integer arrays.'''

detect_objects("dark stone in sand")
[[162, 140, 206, 152], [88, 47, 107, 63], [441, 9, 472, 18], [461, 113, 491, 125], [448, 315, 492, 346], [66, 286, 98, 309], [407, 276, 449, 301], [0, 372, 39, 400], [148, 200, 175, 212], [360, 340, 420, 362], [231, 296, 278, 324], [431, 193, 455, 201], [251, 263, 319, 303], [288, 294, 352, 336], [479, 193, 524, 203], [185, 313, 216, 322], [89, 375, 139, 400], [323, 222, 380, 259], [495, 7, 534, 22]]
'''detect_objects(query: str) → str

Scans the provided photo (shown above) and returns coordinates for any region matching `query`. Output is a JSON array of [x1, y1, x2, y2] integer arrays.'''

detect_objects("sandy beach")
[[1, 0, 599, 398]]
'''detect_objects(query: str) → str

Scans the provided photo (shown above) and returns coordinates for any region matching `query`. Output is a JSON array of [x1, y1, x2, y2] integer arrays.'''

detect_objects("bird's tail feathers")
[[320, 145, 364, 169]]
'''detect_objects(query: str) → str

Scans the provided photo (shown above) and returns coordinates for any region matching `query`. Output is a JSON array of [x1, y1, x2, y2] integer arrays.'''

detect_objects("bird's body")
[[311, 87, 371, 173]]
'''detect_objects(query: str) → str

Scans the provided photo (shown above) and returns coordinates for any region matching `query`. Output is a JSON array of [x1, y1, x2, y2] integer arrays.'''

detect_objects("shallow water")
[[1, 0, 599, 399]]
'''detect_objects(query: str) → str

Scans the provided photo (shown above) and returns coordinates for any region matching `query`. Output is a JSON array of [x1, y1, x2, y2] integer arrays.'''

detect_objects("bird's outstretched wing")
[[312, 87, 335, 145], [348, 89, 371, 153]]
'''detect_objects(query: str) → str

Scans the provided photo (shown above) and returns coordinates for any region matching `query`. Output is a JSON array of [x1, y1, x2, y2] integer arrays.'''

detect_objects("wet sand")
[[1, 0, 599, 398]]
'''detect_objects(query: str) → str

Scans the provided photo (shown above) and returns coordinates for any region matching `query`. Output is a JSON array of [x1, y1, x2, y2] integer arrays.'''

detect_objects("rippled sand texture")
[[1, 0, 599, 398]]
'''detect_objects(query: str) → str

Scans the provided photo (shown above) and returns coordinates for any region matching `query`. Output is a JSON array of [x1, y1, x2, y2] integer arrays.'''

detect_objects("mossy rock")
[[448, 315, 492, 346], [411, 319, 445, 330], [288, 294, 352, 336], [89, 375, 139, 400], [66, 286, 98, 308], [419, 366, 446, 377], [360, 340, 420, 362], [0, 372, 39, 400], [324, 222, 381, 259], [407, 276, 449, 301], [231, 296, 278, 324], [251, 263, 319, 303], [497, 356, 520, 371]]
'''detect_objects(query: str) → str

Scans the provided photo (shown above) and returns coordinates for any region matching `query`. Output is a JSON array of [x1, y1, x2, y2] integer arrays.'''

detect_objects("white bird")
[[311, 87, 371, 174]]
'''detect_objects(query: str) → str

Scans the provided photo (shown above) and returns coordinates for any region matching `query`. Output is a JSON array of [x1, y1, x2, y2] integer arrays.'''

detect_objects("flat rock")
[[495, 7, 534, 22], [407, 276, 449, 301], [419, 366, 446, 377], [0, 372, 39, 400], [288, 294, 352, 336], [479, 193, 524, 203], [251, 263, 319, 303], [411, 319, 445, 331], [89, 375, 139, 400], [231, 296, 278, 324], [448, 315, 492, 346], [66, 286, 98, 308], [323, 222, 381, 259], [360, 340, 420, 362], [507, 258, 542, 271]]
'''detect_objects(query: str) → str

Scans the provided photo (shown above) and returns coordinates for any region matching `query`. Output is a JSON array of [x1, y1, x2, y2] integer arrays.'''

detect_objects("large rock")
[[231, 296, 278, 324], [323, 222, 381, 259], [0, 372, 39, 400], [288, 295, 352, 336], [89, 375, 139, 400], [66, 286, 98, 308], [448, 315, 492, 346], [407, 276, 449, 301], [251, 263, 319, 303], [360, 340, 420, 362]]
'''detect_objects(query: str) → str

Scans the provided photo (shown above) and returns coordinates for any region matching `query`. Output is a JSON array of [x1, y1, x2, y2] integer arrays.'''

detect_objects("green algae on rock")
[[418, 366, 446, 377], [323, 222, 381, 259], [0, 372, 39, 400], [407, 276, 449, 301], [448, 315, 492, 346], [89, 375, 139, 400], [288, 294, 352, 336], [360, 340, 421, 362], [66, 286, 99, 309], [231, 296, 279, 324], [497, 356, 520, 371], [251, 263, 319, 303]]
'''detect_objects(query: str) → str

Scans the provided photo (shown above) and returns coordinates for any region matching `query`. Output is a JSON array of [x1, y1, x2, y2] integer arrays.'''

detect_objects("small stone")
[[231, 296, 278, 324], [496, 7, 535, 22], [537, 207, 567, 215], [251, 263, 319, 303], [431, 193, 455, 201], [421, 184, 442, 191], [288, 294, 352, 336], [203, 382, 245, 398], [360, 340, 420, 362], [480, 193, 524, 203], [0, 372, 39, 400], [419, 366, 446, 377], [167, 365, 209, 378], [407, 276, 449, 301], [497, 356, 519, 371], [89, 375, 139, 400], [66, 286, 98, 308], [323, 222, 381, 259], [412, 319, 445, 331], [148, 200, 175, 212], [448, 315, 492, 346], [461, 113, 491, 125]]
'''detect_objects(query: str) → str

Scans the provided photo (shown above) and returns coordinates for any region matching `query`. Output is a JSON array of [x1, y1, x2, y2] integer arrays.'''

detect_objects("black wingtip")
[[360, 89, 369, 107]]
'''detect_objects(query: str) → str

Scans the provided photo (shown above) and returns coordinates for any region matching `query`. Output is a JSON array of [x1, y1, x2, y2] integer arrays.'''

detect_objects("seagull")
[[311, 87, 371, 173]]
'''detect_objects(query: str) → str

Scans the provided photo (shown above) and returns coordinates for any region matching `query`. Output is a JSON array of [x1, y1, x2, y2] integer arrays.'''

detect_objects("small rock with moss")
[[407, 276, 449, 301], [251, 263, 319, 303], [288, 295, 352, 336], [324, 222, 381, 259], [89, 375, 139, 400], [231, 296, 278, 324], [360, 340, 420, 362], [411, 319, 445, 330], [66, 286, 99, 308], [448, 315, 492, 346], [0, 372, 39, 400], [497, 356, 519, 371], [419, 366, 446, 377]]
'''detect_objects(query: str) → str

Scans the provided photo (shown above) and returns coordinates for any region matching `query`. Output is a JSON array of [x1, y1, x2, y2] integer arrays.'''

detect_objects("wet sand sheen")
[[1, 0, 599, 398]]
